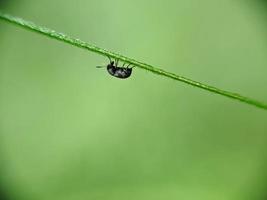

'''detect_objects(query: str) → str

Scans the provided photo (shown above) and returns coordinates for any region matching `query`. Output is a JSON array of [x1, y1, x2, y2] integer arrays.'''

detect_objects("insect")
[[96, 57, 134, 79]]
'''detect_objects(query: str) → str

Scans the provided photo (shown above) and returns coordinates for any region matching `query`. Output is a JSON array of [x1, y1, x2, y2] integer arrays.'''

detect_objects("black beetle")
[[97, 57, 134, 79]]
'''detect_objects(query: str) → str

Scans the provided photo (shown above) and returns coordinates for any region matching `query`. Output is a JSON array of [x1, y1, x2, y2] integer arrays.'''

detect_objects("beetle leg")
[[107, 56, 112, 64], [115, 58, 119, 67]]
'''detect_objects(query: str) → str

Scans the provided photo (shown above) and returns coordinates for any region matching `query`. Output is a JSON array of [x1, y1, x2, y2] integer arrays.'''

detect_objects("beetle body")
[[97, 59, 133, 79], [107, 61, 132, 79]]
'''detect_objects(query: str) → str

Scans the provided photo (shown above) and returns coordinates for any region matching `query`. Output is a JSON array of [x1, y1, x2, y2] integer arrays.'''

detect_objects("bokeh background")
[[1, 0, 267, 200]]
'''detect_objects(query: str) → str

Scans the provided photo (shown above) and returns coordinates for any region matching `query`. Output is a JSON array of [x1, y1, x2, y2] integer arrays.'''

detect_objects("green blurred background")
[[1, 0, 267, 200]]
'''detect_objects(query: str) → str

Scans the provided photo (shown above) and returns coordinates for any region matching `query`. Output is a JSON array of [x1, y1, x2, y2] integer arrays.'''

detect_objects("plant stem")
[[0, 11, 267, 110]]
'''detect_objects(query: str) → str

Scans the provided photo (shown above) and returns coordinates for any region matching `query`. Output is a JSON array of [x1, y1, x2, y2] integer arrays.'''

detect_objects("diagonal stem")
[[0, 11, 267, 110]]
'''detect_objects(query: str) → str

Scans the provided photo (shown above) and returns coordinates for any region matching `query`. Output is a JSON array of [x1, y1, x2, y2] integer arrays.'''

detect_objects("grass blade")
[[0, 12, 267, 110]]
